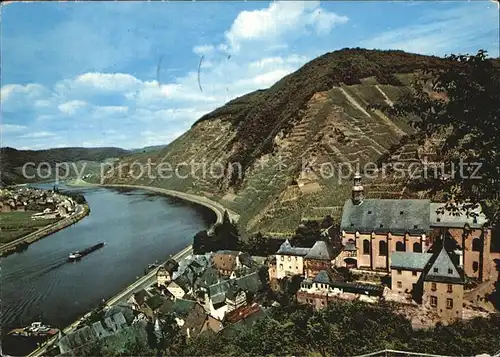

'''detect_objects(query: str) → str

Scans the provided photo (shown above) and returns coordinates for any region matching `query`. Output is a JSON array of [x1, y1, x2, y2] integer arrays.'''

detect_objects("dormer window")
[[433, 267, 438, 273], [400, 211, 404, 215], [368, 211, 372, 214], [380, 224, 384, 228], [437, 218, 441, 222], [448, 268, 453, 274], [413, 225, 418, 229]]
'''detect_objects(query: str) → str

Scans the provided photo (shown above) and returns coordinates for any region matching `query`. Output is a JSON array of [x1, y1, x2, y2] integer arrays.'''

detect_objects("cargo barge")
[[68, 242, 105, 261]]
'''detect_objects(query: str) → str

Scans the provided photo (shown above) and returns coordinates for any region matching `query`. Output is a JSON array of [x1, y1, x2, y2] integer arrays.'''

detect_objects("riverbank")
[[0, 204, 90, 257], [102, 183, 239, 225], [66, 179, 239, 224]]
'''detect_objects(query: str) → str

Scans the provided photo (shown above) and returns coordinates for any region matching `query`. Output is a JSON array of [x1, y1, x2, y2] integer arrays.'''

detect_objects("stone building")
[[420, 240, 465, 323], [340, 173, 495, 282], [275, 239, 310, 279], [303, 240, 337, 279], [390, 251, 433, 294], [429, 203, 494, 282], [297, 269, 384, 308], [212, 251, 242, 276], [156, 259, 179, 288]]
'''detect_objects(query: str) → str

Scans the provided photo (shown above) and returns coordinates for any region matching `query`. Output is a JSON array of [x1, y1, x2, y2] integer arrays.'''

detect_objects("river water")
[[1, 184, 214, 355]]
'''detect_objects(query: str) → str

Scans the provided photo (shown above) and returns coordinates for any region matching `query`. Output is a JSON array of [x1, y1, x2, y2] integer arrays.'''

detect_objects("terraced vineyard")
[[103, 49, 451, 235]]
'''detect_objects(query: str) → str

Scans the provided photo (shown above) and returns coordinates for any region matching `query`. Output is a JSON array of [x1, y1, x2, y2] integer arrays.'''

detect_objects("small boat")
[[8, 322, 59, 337], [68, 242, 105, 261]]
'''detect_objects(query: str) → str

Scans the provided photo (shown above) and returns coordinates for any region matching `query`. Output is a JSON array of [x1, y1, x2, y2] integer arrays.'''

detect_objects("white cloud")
[[58, 100, 88, 115], [193, 45, 215, 56], [74, 72, 142, 92], [19, 131, 57, 139], [1, 83, 47, 102], [91, 105, 129, 117], [224, 1, 348, 51], [1, 124, 27, 133], [0, 83, 49, 111]]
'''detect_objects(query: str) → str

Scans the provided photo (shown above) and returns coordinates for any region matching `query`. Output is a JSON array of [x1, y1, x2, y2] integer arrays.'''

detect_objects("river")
[[1, 183, 215, 355]]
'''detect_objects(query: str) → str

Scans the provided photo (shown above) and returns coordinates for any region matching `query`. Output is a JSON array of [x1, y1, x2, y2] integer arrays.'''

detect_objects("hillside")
[[0, 147, 130, 186], [101, 48, 464, 235]]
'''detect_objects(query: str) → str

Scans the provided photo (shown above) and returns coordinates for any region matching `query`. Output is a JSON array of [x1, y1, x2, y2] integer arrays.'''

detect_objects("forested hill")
[[99, 48, 500, 234], [0, 146, 130, 186]]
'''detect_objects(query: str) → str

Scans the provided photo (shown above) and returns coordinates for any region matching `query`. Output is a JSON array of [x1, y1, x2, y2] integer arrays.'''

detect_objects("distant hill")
[[130, 145, 167, 154], [0, 146, 130, 186]]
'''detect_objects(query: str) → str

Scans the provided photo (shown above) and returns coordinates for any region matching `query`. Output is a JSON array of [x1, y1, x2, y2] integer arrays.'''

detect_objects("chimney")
[[352, 172, 364, 205]]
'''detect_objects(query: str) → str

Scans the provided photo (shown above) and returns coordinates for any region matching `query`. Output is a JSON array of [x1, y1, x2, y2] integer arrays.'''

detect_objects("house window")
[[396, 241, 405, 252], [447, 284, 453, 293], [280, 256, 284, 261], [431, 283, 437, 291], [379, 241, 388, 256], [397, 269, 402, 275], [412, 271, 417, 277], [413, 242, 422, 253], [279, 264, 283, 269], [430, 296, 437, 308], [288, 256, 291, 262], [295, 256, 298, 261], [363, 239, 370, 255], [397, 281, 402, 289], [472, 238, 481, 252], [473, 261, 479, 272], [446, 298, 453, 309]]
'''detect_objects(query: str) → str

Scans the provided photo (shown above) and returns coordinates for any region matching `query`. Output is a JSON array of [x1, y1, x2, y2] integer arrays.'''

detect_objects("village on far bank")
[[0, 186, 86, 248], [51, 174, 500, 356]]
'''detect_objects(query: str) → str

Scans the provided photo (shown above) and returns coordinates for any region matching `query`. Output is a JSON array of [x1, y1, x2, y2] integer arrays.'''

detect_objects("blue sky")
[[1, 1, 498, 150]]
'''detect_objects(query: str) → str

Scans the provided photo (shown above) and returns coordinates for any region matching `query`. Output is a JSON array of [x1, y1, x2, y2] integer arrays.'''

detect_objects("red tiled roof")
[[224, 303, 261, 324]]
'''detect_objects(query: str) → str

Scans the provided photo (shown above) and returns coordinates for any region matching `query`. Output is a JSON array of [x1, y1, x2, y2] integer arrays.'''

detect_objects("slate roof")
[[208, 280, 232, 299], [341, 199, 431, 235], [170, 299, 197, 316], [197, 267, 221, 287], [132, 290, 148, 306], [277, 239, 310, 256], [235, 271, 263, 293], [163, 259, 180, 274], [429, 203, 488, 228], [312, 269, 345, 284], [313, 270, 334, 284], [422, 240, 465, 284], [331, 281, 384, 296], [390, 252, 433, 271], [145, 294, 166, 311], [304, 240, 336, 260], [104, 305, 135, 324]]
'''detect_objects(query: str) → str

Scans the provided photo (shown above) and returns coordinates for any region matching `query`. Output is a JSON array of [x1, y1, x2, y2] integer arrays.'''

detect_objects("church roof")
[[341, 199, 431, 235], [422, 239, 465, 284], [429, 203, 488, 228], [277, 239, 310, 256], [304, 240, 336, 260], [390, 252, 433, 271]]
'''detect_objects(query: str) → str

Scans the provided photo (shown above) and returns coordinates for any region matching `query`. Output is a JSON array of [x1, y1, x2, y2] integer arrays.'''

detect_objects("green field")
[[0, 212, 60, 244]]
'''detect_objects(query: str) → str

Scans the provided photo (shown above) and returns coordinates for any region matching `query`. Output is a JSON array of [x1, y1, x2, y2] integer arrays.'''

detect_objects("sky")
[[1, 1, 498, 150]]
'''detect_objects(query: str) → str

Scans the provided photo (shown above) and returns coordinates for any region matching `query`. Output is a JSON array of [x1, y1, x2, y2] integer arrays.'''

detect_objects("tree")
[[213, 210, 242, 251], [193, 230, 210, 254], [389, 50, 500, 223]]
